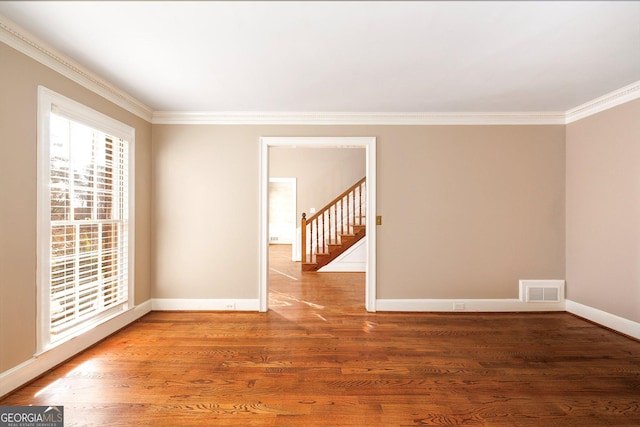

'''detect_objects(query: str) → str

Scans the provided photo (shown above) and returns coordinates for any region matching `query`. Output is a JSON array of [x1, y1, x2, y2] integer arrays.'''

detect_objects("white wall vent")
[[519, 280, 565, 303]]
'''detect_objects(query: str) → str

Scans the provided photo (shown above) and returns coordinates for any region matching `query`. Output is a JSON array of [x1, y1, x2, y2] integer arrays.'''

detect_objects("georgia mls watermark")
[[0, 406, 63, 427]]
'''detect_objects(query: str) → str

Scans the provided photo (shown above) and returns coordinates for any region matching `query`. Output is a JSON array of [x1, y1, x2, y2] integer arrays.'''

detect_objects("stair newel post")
[[301, 213, 307, 264]]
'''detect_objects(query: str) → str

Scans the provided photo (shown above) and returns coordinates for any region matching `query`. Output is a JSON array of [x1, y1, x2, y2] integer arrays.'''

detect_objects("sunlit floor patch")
[[269, 267, 298, 281], [270, 290, 324, 310], [34, 379, 63, 398], [312, 313, 328, 322]]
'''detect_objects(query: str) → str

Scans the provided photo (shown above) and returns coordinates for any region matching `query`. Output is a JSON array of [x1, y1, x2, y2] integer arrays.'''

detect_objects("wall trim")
[[376, 298, 566, 312], [0, 300, 151, 398], [151, 80, 639, 125], [0, 15, 153, 122], [565, 300, 640, 341], [151, 298, 260, 311], [3, 13, 637, 126], [152, 110, 567, 126], [565, 80, 640, 124]]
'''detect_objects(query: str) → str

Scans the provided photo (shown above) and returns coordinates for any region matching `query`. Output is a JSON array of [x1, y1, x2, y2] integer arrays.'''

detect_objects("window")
[[37, 87, 135, 353]]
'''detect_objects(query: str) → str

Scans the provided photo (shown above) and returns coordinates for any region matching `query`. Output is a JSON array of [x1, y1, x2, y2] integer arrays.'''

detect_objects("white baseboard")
[[377, 298, 640, 340], [565, 299, 640, 340], [0, 300, 152, 397], [3, 297, 636, 398], [151, 298, 259, 311], [376, 298, 566, 312]]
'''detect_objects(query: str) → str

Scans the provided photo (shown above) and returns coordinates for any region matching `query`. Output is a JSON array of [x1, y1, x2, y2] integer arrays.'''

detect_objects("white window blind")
[[38, 87, 134, 351]]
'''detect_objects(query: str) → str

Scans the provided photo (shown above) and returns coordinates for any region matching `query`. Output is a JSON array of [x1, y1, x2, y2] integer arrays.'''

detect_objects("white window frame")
[[36, 86, 135, 354]]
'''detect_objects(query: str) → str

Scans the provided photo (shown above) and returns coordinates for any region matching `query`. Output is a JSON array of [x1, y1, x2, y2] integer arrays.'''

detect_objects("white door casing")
[[259, 137, 377, 312]]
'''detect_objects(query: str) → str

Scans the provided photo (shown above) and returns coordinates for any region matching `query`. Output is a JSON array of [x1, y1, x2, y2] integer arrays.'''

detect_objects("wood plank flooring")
[[2, 244, 640, 426]]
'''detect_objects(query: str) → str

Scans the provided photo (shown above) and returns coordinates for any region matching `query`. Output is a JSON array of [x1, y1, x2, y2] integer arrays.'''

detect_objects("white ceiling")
[[1, 1, 639, 113]]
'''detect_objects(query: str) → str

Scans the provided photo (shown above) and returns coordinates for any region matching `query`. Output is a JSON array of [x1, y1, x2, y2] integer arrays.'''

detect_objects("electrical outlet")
[[225, 303, 235, 310], [376, 216, 382, 225], [453, 302, 465, 311]]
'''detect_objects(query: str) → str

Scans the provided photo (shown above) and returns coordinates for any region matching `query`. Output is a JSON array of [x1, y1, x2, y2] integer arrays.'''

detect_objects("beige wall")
[[152, 124, 565, 301], [0, 42, 152, 372], [270, 146, 366, 221], [566, 99, 640, 323], [151, 125, 260, 299], [0, 36, 572, 380], [377, 125, 565, 299]]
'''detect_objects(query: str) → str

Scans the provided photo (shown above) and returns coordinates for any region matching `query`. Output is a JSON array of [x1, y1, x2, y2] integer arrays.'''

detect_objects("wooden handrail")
[[301, 177, 366, 266], [305, 176, 366, 224]]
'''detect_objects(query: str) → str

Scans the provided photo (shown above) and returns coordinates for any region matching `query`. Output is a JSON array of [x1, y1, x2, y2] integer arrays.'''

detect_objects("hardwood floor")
[[2, 244, 640, 426]]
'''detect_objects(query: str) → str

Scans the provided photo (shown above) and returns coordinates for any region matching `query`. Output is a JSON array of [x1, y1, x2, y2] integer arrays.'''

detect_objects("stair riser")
[[304, 228, 366, 272]]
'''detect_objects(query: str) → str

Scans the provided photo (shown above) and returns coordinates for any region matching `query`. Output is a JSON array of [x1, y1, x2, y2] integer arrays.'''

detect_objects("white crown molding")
[[152, 80, 640, 125], [152, 110, 567, 126], [2, 13, 638, 126], [565, 80, 640, 124], [0, 14, 153, 122]]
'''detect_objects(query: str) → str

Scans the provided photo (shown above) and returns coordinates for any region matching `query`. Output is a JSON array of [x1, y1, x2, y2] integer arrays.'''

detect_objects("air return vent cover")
[[519, 280, 565, 303]]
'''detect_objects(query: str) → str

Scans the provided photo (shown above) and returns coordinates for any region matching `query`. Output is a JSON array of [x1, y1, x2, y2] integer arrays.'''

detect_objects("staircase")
[[301, 177, 366, 272]]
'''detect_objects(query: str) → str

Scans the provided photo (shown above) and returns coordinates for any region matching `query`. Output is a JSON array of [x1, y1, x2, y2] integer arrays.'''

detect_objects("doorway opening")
[[259, 137, 377, 312], [268, 177, 297, 260]]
